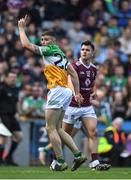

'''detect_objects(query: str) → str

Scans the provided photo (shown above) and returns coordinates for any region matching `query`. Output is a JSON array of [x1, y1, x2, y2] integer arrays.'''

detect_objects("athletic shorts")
[[0, 123, 12, 136], [0, 114, 21, 132], [63, 106, 97, 128], [46, 86, 72, 110], [73, 119, 82, 129]]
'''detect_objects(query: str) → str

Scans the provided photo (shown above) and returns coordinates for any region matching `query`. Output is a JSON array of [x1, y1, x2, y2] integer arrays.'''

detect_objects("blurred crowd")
[[0, 0, 131, 167]]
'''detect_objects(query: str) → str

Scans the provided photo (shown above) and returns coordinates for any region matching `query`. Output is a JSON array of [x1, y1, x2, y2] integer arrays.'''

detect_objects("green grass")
[[0, 167, 131, 179]]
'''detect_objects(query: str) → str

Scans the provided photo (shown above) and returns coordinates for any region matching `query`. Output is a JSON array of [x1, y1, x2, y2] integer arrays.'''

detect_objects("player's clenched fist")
[[74, 93, 84, 107]]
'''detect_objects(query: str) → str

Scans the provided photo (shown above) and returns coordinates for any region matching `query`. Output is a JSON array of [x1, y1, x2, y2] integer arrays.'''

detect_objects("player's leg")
[[46, 86, 86, 171], [58, 110, 87, 171], [52, 88, 80, 154], [42, 122, 81, 167], [0, 136, 6, 165], [72, 120, 82, 138], [46, 109, 64, 160], [38, 143, 53, 165], [82, 116, 111, 170], [62, 122, 74, 136], [59, 110, 81, 153], [62, 106, 87, 171], [63, 119, 81, 137], [62, 106, 82, 137], [0, 122, 12, 165], [43, 86, 72, 171], [62, 106, 75, 135], [82, 117, 98, 161], [5, 117, 23, 166], [81, 106, 111, 170], [46, 108, 68, 171], [71, 127, 79, 137], [39, 123, 81, 166]]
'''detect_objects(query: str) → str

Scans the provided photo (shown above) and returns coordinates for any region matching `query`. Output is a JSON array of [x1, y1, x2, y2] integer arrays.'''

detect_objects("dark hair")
[[81, 40, 95, 51], [5, 70, 16, 77], [114, 40, 121, 47], [42, 30, 56, 38]]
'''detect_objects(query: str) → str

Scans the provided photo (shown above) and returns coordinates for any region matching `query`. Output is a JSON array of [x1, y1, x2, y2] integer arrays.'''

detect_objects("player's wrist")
[[19, 26, 25, 30], [74, 92, 80, 96]]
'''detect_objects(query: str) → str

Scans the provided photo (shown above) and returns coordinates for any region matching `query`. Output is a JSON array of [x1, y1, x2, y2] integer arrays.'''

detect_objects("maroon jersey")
[[70, 60, 97, 107]]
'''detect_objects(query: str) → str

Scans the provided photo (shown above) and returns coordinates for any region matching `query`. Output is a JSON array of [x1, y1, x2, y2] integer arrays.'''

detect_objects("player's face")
[[41, 35, 54, 46], [80, 45, 93, 61]]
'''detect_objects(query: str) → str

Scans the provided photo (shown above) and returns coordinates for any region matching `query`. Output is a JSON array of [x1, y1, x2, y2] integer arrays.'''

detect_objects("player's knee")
[[0, 135, 7, 144], [14, 132, 23, 142], [89, 128, 98, 138], [94, 128, 98, 137], [46, 125, 55, 133]]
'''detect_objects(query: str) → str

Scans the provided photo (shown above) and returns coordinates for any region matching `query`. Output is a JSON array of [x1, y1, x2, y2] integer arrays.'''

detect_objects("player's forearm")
[[67, 64, 80, 95], [70, 72, 80, 95], [18, 27, 31, 49]]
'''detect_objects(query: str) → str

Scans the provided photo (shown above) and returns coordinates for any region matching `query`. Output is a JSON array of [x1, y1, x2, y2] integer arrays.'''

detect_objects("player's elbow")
[[22, 44, 27, 49], [22, 42, 32, 51], [21, 42, 27, 48]]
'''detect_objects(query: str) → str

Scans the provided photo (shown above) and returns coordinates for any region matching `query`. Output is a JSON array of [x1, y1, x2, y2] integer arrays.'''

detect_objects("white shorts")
[[74, 119, 82, 129], [0, 123, 12, 136], [46, 86, 72, 110], [63, 106, 97, 128]]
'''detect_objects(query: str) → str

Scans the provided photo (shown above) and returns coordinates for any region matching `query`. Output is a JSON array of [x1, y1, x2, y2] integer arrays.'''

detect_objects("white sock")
[[89, 160, 100, 168]]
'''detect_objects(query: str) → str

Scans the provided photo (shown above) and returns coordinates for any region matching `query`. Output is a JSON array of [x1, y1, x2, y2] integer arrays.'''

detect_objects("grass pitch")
[[0, 166, 131, 179]]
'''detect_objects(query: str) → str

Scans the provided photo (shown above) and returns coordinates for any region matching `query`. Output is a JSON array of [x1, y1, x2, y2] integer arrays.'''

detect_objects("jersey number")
[[39, 126, 48, 143], [54, 53, 68, 70]]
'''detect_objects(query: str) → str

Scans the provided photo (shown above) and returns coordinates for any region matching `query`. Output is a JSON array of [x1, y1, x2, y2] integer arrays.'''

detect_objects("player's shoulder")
[[49, 44, 63, 52], [40, 44, 58, 50], [90, 63, 98, 70], [50, 44, 65, 55], [40, 44, 61, 56], [72, 60, 81, 66], [48, 44, 59, 49]]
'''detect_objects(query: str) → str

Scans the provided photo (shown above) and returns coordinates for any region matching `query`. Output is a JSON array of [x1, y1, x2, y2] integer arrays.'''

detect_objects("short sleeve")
[[72, 62, 78, 73], [39, 46, 51, 56]]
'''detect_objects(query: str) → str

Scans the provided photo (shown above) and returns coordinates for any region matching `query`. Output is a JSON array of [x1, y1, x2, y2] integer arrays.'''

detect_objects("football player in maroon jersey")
[[63, 40, 111, 170]]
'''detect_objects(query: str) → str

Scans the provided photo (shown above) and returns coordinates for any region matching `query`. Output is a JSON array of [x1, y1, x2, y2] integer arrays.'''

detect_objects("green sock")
[[74, 151, 81, 158], [57, 158, 65, 164]]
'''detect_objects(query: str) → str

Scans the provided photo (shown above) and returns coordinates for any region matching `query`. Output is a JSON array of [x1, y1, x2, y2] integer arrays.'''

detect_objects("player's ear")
[[52, 37, 57, 43], [92, 51, 96, 58]]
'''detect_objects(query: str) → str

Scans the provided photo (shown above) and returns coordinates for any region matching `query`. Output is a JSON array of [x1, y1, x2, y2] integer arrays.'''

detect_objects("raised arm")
[[67, 64, 83, 106], [18, 15, 40, 54]]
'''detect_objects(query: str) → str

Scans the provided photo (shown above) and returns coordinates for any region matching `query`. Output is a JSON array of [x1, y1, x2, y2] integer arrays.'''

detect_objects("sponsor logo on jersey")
[[80, 71, 85, 75], [86, 71, 91, 77]]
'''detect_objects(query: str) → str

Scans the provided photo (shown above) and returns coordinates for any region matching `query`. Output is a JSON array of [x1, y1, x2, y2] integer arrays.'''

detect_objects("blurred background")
[[0, 0, 131, 167]]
